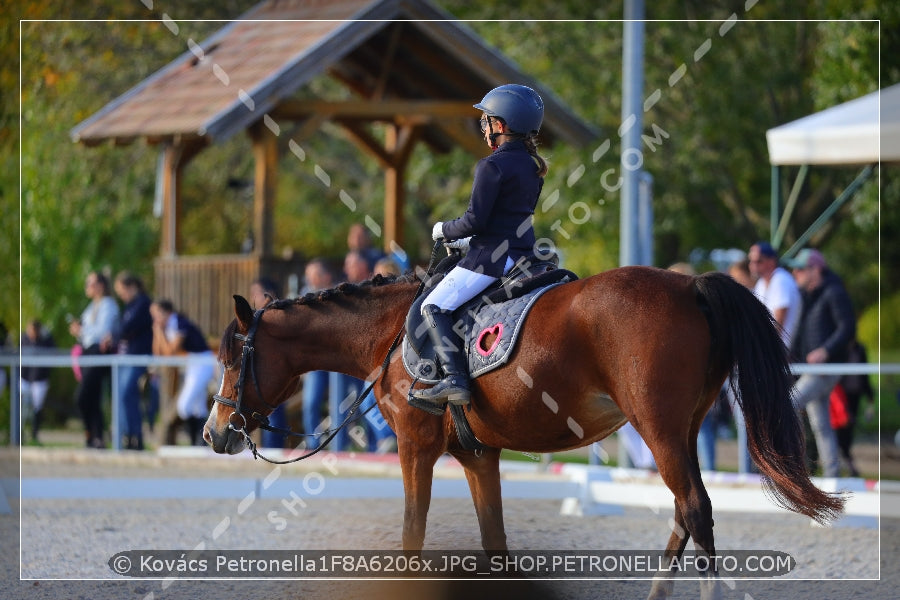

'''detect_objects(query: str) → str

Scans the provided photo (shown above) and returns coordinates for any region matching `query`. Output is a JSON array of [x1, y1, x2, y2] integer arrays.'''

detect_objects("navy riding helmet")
[[474, 84, 544, 136]]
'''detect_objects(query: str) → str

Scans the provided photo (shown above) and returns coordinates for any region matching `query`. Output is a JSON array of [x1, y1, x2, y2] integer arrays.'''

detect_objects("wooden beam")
[[270, 99, 478, 121], [340, 121, 394, 170], [372, 23, 403, 100], [436, 120, 490, 159]]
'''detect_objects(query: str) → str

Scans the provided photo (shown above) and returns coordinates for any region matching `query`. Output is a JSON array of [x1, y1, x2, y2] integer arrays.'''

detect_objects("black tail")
[[694, 272, 844, 524]]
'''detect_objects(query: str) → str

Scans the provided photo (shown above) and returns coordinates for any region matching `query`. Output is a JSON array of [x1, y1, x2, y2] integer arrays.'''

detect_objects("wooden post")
[[383, 123, 419, 253], [157, 139, 206, 257], [249, 122, 278, 257], [159, 143, 181, 258], [384, 125, 404, 253]]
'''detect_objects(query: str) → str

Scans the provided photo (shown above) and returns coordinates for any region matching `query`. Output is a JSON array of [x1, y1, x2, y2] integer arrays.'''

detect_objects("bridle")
[[212, 305, 271, 437], [212, 304, 384, 464], [211, 242, 444, 464]]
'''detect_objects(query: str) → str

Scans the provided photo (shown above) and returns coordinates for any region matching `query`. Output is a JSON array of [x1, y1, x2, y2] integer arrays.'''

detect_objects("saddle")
[[402, 252, 578, 385]]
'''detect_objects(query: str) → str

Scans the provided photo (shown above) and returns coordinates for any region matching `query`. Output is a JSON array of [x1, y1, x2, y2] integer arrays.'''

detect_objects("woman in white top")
[[69, 271, 120, 448]]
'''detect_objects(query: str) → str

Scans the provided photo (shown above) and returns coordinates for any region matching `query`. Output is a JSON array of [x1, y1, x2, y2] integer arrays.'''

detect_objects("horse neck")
[[275, 280, 417, 380]]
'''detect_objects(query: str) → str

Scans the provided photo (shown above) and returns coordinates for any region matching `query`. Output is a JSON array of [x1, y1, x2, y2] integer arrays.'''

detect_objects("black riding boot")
[[411, 305, 471, 406]]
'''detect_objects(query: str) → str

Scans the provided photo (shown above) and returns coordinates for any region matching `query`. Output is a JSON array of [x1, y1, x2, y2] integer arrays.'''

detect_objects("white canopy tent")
[[766, 83, 900, 166], [763, 84, 896, 256]]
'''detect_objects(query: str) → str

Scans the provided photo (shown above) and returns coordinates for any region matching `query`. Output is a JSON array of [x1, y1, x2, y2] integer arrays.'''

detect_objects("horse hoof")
[[647, 576, 674, 600]]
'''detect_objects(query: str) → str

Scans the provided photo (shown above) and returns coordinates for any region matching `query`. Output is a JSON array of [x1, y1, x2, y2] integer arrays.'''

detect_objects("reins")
[[213, 241, 445, 464]]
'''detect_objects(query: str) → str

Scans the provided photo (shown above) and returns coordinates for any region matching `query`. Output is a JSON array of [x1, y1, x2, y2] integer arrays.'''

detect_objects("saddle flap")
[[403, 266, 577, 384]]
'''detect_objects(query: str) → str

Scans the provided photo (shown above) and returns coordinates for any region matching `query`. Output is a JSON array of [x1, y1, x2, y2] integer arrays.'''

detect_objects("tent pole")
[[773, 164, 809, 250], [770, 165, 781, 246], [782, 164, 874, 258]]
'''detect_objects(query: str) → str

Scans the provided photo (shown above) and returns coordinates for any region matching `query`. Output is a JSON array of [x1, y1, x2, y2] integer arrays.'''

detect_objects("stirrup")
[[407, 395, 447, 416], [411, 374, 470, 404]]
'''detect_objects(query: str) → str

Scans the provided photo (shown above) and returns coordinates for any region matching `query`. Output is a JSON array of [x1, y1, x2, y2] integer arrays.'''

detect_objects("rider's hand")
[[445, 237, 471, 252], [432, 222, 444, 241]]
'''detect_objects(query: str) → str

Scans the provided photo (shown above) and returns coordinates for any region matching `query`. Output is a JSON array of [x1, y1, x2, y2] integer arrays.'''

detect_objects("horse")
[[203, 265, 844, 600]]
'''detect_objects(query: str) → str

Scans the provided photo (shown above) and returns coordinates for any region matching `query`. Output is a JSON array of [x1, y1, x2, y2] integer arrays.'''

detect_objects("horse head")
[[203, 294, 295, 455]]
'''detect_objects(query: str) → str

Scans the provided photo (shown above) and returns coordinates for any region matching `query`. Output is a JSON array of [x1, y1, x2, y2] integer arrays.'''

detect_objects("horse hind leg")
[[648, 503, 690, 600], [649, 453, 722, 600], [452, 447, 508, 553]]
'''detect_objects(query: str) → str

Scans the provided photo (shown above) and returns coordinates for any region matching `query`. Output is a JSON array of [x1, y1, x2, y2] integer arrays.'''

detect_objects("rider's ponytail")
[[524, 134, 548, 177]]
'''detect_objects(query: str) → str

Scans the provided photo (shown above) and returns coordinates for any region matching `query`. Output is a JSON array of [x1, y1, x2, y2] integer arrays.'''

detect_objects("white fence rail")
[[2, 352, 899, 451], [2, 351, 218, 450]]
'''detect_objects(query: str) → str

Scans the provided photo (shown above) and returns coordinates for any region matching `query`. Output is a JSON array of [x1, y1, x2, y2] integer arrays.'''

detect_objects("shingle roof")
[[71, 0, 597, 150]]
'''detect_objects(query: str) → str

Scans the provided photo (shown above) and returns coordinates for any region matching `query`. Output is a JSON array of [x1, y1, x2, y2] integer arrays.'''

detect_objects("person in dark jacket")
[[411, 84, 548, 407], [21, 320, 55, 443], [113, 271, 154, 450], [835, 340, 875, 476], [787, 248, 856, 477]]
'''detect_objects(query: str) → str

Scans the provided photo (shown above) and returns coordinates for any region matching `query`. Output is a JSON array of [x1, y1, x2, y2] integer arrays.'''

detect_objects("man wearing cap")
[[748, 241, 802, 347], [787, 248, 856, 477]]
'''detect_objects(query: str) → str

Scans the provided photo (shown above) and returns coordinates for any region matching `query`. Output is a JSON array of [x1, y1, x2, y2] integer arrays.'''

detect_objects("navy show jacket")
[[441, 139, 544, 278]]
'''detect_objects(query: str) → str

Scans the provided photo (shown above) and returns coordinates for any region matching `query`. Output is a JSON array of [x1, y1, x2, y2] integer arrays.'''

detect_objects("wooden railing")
[[154, 254, 307, 339]]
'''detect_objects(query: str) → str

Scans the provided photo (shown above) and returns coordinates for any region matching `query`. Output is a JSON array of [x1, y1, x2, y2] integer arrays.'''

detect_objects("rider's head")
[[475, 84, 544, 148]]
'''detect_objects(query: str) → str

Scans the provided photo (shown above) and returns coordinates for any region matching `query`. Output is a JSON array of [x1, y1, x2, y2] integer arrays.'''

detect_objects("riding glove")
[[431, 222, 444, 241]]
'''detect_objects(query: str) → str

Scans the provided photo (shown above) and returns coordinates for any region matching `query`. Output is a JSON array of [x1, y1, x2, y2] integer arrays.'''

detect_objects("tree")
[[6, 0, 895, 349]]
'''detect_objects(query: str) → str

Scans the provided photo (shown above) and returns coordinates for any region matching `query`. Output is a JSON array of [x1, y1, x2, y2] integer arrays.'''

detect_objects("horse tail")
[[693, 272, 845, 525]]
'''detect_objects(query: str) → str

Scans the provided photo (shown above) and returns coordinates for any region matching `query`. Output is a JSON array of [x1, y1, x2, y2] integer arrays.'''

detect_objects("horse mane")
[[219, 272, 418, 365], [268, 272, 418, 311]]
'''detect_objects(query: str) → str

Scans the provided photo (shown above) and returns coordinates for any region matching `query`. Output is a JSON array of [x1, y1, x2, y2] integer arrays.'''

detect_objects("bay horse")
[[203, 265, 843, 600]]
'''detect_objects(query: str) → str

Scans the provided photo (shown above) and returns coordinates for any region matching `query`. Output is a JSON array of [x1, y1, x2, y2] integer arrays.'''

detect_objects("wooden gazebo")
[[71, 0, 597, 336]]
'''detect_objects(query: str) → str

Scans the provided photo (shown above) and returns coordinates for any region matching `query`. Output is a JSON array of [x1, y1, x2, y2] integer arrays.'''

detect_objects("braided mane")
[[269, 272, 418, 311]]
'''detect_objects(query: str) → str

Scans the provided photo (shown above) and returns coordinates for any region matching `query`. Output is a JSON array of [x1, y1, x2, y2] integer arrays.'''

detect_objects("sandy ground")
[[4, 447, 900, 599]]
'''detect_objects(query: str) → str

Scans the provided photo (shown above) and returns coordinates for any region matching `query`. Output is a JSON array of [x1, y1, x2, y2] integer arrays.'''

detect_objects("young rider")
[[411, 84, 549, 407]]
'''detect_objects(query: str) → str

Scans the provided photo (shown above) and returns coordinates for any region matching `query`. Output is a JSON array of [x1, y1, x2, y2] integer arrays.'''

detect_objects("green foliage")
[[4, 0, 896, 348], [859, 292, 900, 353]]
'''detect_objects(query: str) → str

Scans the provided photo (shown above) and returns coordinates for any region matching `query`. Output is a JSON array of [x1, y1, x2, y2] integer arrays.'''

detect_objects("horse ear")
[[233, 295, 254, 332]]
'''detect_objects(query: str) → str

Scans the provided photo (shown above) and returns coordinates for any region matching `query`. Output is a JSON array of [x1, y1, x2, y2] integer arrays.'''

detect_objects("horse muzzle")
[[203, 406, 247, 455]]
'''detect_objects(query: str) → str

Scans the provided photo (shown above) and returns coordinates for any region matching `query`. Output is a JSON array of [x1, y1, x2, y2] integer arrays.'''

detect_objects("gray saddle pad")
[[402, 277, 573, 384]]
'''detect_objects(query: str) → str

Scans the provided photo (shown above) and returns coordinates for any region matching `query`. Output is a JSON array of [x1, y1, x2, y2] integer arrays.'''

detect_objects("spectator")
[[728, 258, 753, 289], [20, 320, 55, 444], [347, 223, 386, 271], [374, 257, 402, 278], [249, 276, 290, 449], [787, 248, 856, 477], [151, 299, 215, 446], [333, 251, 396, 452], [249, 276, 280, 310], [113, 271, 154, 450], [835, 340, 875, 476], [70, 271, 120, 449], [0, 322, 8, 398], [748, 241, 801, 347], [300, 259, 335, 451]]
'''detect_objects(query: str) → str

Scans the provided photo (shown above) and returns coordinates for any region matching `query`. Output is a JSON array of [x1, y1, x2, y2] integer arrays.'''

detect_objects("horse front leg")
[[452, 447, 507, 553], [398, 435, 444, 551]]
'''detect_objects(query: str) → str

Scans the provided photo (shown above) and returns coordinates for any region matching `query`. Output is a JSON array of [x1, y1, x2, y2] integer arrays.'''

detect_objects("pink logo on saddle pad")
[[476, 323, 504, 357]]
